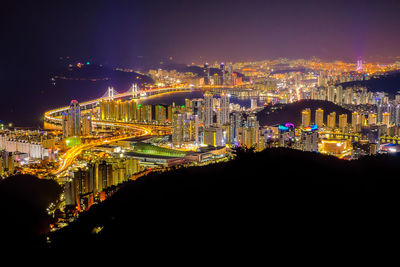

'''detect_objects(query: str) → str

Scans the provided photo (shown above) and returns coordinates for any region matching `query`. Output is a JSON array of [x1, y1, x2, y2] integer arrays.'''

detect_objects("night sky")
[[2, 0, 400, 79]]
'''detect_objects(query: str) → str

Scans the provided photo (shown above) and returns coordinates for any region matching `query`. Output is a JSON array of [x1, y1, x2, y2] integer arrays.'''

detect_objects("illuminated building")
[[327, 86, 335, 102], [368, 113, 377, 125], [300, 127, 318, 152], [336, 86, 343, 104], [185, 98, 192, 111], [395, 104, 400, 126], [70, 100, 81, 136], [220, 93, 230, 125], [100, 99, 137, 122], [377, 102, 384, 123], [228, 112, 242, 145], [338, 114, 347, 132], [251, 98, 258, 110], [203, 127, 223, 147], [172, 112, 184, 146], [62, 112, 72, 137], [315, 108, 324, 127], [301, 108, 311, 128], [204, 92, 213, 127], [356, 58, 363, 71], [344, 87, 353, 104], [238, 114, 260, 150], [382, 112, 390, 126], [276, 123, 295, 147], [320, 139, 352, 158], [191, 99, 203, 121], [65, 157, 140, 210], [155, 105, 167, 123], [326, 112, 335, 129], [0, 151, 15, 176], [81, 114, 92, 136], [189, 115, 199, 145], [352, 112, 361, 132]]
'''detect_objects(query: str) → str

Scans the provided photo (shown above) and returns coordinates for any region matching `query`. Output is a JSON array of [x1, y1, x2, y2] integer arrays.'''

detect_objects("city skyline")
[[2, 0, 400, 248]]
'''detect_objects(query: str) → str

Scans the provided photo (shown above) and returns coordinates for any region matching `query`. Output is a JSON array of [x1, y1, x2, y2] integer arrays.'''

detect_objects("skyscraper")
[[327, 112, 336, 129], [382, 112, 390, 126], [352, 112, 361, 132], [338, 114, 347, 132], [368, 114, 377, 125], [219, 93, 230, 125], [81, 114, 93, 136], [327, 86, 335, 102], [70, 100, 81, 136], [204, 92, 213, 127], [172, 112, 184, 146], [301, 109, 311, 128], [315, 108, 324, 127]]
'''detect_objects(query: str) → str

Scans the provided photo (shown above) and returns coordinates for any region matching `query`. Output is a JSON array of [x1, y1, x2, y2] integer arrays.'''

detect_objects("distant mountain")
[[53, 64, 154, 88], [158, 63, 246, 79], [257, 99, 352, 127], [339, 71, 400, 96]]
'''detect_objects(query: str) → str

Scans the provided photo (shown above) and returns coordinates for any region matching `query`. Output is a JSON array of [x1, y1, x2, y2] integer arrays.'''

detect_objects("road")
[[52, 123, 171, 176]]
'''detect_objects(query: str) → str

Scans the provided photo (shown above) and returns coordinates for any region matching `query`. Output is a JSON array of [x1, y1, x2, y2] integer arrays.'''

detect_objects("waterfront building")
[[338, 114, 347, 132], [327, 112, 336, 129], [301, 108, 311, 128], [315, 108, 324, 128]]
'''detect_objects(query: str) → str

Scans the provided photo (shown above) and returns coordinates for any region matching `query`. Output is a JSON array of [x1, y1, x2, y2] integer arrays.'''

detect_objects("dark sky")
[[2, 0, 400, 78]]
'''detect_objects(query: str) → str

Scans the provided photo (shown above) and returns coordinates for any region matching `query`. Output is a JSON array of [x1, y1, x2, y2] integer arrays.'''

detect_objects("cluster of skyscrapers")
[[65, 157, 140, 211], [172, 92, 261, 150], [62, 100, 93, 137]]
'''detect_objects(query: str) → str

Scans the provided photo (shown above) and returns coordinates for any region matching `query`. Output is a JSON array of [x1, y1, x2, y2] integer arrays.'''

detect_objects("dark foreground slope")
[[0, 175, 61, 248], [49, 148, 400, 248]]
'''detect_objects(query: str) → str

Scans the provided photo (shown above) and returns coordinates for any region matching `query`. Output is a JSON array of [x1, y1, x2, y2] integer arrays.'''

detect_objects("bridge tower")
[[131, 83, 139, 98], [108, 86, 114, 99], [102, 86, 119, 100]]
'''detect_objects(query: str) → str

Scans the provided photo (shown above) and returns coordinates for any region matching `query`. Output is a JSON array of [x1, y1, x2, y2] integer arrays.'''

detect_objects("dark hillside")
[[48, 148, 400, 248]]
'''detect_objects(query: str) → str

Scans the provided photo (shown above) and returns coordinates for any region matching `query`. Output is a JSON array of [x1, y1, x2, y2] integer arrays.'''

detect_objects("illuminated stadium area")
[[131, 142, 187, 158]]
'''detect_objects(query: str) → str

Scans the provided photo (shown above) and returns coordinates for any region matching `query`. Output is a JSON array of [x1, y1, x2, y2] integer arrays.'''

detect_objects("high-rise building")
[[228, 112, 242, 145], [352, 112, 361, 132], [336, 86, 343, 104], [155, 105, 167, 124], [395, 105, 400, 126], [203, 127, 223, 147], [327, 112, 336, 129], [338, 114, 347, 131], [70, 100, 81, 136], [382, 112, 391, 126], [301, 130, 319, 152], [301, 109, 311, 128], [219, 93, 230, 125], [191, 99, 203, 121], [327, 86, 335, 102], [189, 115, 199, 145], [172, 112, 184, 146], [368, 113, 377, 125], [377, 103, 384, 124], [315, 108, 324, 127], [204, 92, 213, 127], [344, 87, 353, 104], [81, 114, 93, 136], [251, 98, 258, 110]]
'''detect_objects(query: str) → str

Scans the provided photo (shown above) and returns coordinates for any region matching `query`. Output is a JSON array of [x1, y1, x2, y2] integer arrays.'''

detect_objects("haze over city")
[[2, 0, 400, 79]]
